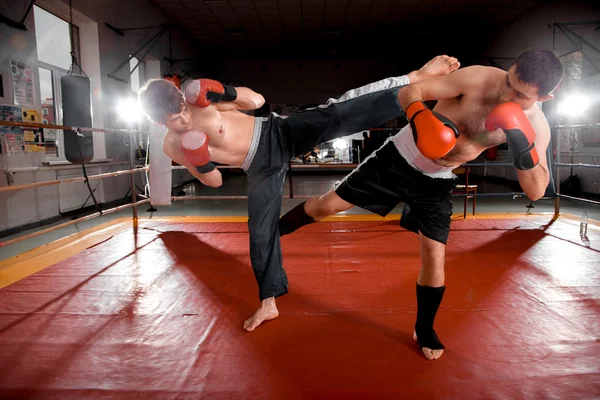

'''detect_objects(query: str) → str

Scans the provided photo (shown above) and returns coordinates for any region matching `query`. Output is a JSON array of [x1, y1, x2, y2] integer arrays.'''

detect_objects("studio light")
[[332, 138, 347, 150], [117, 98, 143, 123], [558, 93, 589, 117]]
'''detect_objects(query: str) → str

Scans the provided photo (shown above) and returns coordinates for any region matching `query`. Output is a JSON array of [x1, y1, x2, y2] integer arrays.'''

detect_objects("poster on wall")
[[0, 105, 23, 134], [2, 133, 25, 155], [0, 104, 24, 155], [9, 58, 35, 107], [21, 108, 45, 152], [0, 105, 22, 127], [22, 108, 41, 124], [24, 129, 45, 153]]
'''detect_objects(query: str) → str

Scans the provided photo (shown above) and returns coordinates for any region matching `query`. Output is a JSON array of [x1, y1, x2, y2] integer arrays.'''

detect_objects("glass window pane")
[[38, 67, 59, 157], [39, 67, 55, 123], [33, 5, 72, 70]]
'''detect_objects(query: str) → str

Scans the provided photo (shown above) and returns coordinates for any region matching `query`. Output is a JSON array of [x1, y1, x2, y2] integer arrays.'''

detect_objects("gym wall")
[[0, 0, 200, 233], [483, 0, 600, 194]]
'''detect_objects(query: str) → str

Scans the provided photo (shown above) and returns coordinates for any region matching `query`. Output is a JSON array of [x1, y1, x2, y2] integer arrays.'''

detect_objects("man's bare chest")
[[436, 97, 506, 148]]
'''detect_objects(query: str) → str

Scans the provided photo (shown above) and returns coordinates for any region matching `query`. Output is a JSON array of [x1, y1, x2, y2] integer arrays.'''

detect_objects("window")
[[33, 5, 80, 160], [130, 56, 144, 94], [38, 66, 58, 156], [34, 6, 74, 70], [39, 68, 54, 122]]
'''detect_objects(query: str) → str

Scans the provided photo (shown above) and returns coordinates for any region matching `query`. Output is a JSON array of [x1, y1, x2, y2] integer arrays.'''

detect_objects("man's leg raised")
[[278, 55, 460, 160], [278, 81, 407, 159], [413, 232, 447, 360], [279, 189, 354, 236]]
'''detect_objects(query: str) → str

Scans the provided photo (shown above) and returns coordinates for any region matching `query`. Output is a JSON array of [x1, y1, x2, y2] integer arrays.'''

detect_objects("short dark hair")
[[138, 78, 184, 124], [512, 49, 564, 96]]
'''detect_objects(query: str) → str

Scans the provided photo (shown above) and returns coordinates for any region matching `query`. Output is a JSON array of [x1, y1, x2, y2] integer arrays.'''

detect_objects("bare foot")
[[413, 331, 444, 360], [243, 297, 279, 331], [419, 55, 460, 78]]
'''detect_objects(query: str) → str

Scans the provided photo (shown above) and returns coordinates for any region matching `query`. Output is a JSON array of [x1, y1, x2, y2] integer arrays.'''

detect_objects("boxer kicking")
[[138, 55, 460, 332], [278, 48, 564, 360]]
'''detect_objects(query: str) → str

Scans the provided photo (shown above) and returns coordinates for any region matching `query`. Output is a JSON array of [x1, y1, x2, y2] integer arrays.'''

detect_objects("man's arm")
[[184, 78, 265, 112], [514, 109, 550, 201], [216, 87, 265, 111], [485, 103, 550, 201], [163, 133, 223, 188], [398, 65, 485, 110]]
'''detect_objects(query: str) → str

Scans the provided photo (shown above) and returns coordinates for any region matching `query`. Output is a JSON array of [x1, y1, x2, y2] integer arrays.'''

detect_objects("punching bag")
[[164, 73, 181, 89], [61, 74, 94, 163]]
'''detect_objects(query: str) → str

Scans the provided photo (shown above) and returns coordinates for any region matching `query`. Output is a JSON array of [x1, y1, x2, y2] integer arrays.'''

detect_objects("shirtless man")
[[138, 55, 460, 332], [278, 48, 564, 360]]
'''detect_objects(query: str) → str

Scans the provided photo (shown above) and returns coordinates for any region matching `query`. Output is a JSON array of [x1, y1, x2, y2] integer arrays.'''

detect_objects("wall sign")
[[9, 58, 35, 107]]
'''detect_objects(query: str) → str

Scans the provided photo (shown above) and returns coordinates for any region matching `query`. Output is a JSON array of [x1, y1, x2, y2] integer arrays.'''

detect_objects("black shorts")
[[334, 140, 458, 245]]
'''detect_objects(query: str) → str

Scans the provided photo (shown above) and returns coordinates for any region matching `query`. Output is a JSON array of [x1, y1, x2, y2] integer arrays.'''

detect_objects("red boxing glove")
[[406, 101, 459, 160], [180, 129, 215, 173], [184, 78, 237, 108], [485, 102, 538, 170]]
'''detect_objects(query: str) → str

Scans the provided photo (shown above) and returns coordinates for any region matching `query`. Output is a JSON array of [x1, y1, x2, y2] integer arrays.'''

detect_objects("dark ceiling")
[[149, 0, 544, 62]]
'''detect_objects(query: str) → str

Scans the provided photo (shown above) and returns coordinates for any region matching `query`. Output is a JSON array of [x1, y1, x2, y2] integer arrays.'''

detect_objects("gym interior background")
[[0, 0, 599, 240], [0, 0, 599, 398]]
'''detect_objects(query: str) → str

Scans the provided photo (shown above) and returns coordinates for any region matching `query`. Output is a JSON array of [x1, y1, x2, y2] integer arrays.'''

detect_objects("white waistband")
[[391, 125, 456, 179], [241, 117, 265, 171]]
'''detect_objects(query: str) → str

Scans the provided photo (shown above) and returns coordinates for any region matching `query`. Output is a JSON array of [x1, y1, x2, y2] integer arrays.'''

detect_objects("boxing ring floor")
[[0, 214, 598, 399]]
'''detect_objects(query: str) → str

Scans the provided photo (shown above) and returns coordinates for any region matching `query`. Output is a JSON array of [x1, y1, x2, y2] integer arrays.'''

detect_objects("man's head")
[[499, 49, 564, 109], [138, 78, 191, 133]]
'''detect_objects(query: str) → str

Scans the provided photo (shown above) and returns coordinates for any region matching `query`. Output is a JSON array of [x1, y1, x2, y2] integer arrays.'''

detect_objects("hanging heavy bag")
[[61, 74, 94, 163]]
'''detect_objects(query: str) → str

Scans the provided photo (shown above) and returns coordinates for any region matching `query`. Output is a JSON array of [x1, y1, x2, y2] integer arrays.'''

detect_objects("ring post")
[[129, 130, 139, 228], [554, 126, 561, 217]]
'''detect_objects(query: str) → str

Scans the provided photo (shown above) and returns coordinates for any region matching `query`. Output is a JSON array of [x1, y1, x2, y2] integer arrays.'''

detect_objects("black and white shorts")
[[334, 132, 458, 245]]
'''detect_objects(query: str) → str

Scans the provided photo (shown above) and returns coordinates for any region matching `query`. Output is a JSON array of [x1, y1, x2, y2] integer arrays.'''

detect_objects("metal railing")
[[0, 119, 149, 247], [554, 124, 600, 214], [1, 119, 598, 248]]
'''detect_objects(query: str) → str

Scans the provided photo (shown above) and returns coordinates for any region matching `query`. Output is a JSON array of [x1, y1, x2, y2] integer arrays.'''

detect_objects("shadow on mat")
[[422, 224, 599, 362], [157, 230, 440, 394]]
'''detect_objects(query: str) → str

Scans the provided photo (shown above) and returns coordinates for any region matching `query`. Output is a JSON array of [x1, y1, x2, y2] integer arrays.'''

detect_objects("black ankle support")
[[415, 283, 446, 350], [279, 201, 316, 237]]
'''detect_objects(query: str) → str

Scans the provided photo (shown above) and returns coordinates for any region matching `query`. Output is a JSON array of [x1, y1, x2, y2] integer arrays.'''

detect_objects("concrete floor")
[[1, 172, 598, 261]]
